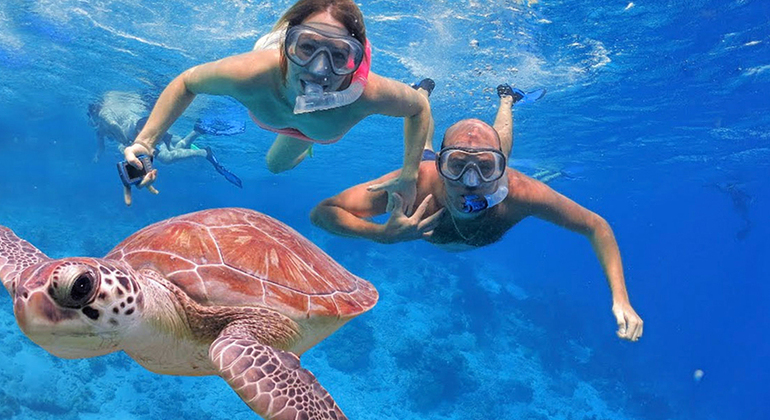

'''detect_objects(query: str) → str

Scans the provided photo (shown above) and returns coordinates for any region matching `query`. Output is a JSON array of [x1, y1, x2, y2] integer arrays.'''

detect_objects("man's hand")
[[122, 143, 159, 206], [377, 193, 444, 244], [612, 301, 643, 342], [367, 175, 417, 214]]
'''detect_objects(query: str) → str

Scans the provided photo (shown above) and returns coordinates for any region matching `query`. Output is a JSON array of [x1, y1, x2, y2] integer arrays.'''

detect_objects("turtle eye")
[[51, 269, 98, 309], [70, 274, 94, 302]]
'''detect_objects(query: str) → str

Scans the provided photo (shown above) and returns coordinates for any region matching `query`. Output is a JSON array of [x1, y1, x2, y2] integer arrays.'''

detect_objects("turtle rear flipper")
[[0, 226, 50, 295], [210, 329, 348, 420]]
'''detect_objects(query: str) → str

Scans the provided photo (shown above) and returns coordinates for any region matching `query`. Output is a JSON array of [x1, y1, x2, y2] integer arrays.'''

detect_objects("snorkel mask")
[[436, 147, 509, 213], [284, 23, 371, 114]]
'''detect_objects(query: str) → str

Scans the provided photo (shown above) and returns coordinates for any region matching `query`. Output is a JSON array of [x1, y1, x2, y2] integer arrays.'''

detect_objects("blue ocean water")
[[1, 0, 768, 419]]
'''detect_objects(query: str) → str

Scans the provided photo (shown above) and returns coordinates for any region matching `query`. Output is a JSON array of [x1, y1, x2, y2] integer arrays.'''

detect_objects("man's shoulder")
[[417, 160, 441, 190], [505, 170, 547, 202]]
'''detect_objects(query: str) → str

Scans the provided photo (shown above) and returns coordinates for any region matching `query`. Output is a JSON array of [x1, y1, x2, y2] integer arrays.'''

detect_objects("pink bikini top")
[[248, 111, 342, 144], [249, 40, 372, 144]]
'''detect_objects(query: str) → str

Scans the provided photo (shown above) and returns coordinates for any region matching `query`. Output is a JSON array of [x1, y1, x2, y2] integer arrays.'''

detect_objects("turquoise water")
[[1, 0, 768, 419]]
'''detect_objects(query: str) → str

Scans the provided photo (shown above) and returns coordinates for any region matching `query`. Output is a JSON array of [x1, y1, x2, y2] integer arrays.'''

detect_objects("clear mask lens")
[[285, 24, 363, 76], [438, 148, 506, 182]]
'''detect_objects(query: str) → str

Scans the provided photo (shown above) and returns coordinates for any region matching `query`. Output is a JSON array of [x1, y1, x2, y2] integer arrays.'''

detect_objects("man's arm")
[[522, 179, 643, 341], [311, 169, 443, 244], [310, 172, 392, 241]]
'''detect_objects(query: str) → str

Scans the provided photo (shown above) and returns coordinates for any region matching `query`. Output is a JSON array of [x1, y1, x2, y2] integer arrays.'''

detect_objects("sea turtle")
[[0, 208, 378, 420]]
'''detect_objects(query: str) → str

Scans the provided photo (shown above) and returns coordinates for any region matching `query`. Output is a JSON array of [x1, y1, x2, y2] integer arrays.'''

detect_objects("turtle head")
[[13, 257, 144, 359]]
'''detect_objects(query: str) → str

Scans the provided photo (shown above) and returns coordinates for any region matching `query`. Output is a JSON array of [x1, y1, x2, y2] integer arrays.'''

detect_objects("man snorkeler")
[[311, 82, 643, 342]]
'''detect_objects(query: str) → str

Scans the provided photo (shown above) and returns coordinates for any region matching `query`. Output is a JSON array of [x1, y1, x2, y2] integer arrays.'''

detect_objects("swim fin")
[[411, 78, 436, 96], [517, 88, 546, 105], [497, 84, 546, 106], [205, 147, 243, 188], [195, 118, 246, 136]]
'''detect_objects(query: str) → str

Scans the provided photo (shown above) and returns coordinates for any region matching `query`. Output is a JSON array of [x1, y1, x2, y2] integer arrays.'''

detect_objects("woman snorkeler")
[[122, 0, 433, 207]]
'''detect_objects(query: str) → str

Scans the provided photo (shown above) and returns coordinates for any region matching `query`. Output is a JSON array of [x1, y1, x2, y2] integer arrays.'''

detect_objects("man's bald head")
[[440, 119, 502, 150]]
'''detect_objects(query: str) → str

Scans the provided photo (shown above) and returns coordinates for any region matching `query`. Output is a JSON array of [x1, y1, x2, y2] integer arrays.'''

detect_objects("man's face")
[[437, 120, 506, 210]]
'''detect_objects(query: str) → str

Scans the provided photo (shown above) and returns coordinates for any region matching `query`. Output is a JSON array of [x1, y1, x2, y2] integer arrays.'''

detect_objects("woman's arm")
[[361, 75, 433, 212], [133, 51, 272, 151], [120, 51, 275, 205]]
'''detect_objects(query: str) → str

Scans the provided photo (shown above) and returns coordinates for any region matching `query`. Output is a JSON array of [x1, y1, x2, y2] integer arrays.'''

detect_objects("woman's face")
[[285, 11, 350, 98]]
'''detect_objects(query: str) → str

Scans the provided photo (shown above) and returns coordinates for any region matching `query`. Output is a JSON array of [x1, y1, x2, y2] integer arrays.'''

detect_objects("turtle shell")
[[104, 208, 377, 320]]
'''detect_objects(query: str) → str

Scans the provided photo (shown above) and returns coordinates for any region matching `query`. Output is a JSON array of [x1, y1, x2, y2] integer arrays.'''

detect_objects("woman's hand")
[[367, 175, 417, 214], [122, 143, 159, 206]]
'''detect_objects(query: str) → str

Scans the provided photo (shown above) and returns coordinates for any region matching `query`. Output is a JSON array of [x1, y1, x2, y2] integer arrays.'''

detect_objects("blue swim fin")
[[195, 118, 246, 136], [516, 87, 546, 105], [205, 147, 243, 188], [497, 84, 546, 106]]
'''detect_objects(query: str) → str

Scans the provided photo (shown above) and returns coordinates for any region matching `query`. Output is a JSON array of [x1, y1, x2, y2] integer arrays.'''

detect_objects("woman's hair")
[[275, 0, 367, 78]]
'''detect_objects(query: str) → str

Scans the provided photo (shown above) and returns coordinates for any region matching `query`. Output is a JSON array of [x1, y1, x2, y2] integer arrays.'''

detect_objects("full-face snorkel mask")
[[436, 147, 509, 213], [284, 23, 371, 114]]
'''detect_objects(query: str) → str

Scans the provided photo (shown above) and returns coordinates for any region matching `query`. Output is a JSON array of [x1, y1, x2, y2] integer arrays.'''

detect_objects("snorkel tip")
[[303, 81, 325, 96], [293, 79, 366, 114], [460, 185, 509, 214], [293, 81, 326, 114]]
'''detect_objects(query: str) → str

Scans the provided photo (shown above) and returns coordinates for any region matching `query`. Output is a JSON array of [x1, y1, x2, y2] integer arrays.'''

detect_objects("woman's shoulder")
[[194, 50, 281, 98], [236, 49, 281, 79]]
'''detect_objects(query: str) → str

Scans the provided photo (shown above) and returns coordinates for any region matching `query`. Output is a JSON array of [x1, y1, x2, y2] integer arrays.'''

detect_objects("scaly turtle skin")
[[0, 208, 378, 420]]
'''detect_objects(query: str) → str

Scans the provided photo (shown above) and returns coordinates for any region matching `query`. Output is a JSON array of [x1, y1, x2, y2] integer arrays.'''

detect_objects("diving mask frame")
[[436, 147, 507, 183], [284, 23, 365, 76]]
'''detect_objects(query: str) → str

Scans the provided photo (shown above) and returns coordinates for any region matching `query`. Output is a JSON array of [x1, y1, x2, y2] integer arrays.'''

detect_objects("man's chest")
[[428, 213, 514, 248]]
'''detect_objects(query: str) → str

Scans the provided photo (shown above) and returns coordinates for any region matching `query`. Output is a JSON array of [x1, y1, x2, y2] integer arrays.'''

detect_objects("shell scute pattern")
[[104, 208, 377, 318]]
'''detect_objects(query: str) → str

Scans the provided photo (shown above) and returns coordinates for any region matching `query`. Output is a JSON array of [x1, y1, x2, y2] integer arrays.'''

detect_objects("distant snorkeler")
[[312, 81, 643, 342], [711, 181, 753, 240], [121, 0, 433, 210], [88, 91, 243, 190]]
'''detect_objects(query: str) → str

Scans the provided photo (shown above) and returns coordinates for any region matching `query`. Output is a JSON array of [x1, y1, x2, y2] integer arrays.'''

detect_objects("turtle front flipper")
[[0, 226, 50, 295], [210, 328, 348, 420]]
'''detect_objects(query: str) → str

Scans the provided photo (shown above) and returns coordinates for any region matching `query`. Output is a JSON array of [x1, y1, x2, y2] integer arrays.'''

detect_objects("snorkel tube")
[[461, 185, 509, 214], [293, 41, 371, 114]]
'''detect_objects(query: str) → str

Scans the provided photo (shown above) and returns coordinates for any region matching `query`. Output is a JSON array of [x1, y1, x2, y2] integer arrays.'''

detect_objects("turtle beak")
[[14, 288, 120, 359], [15, 291, 78, 339]]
